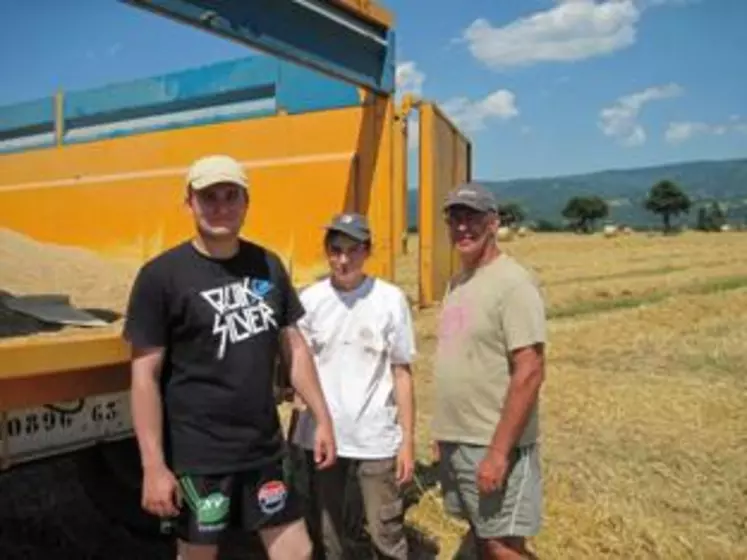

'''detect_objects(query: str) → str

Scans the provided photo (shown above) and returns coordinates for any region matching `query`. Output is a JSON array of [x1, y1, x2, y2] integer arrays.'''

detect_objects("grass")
[[394, 230, 747, 559], [547, 274, 747, 319]]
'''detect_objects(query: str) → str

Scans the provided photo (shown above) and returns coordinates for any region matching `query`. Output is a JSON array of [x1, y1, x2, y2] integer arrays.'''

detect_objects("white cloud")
[[643, 0, 699, 6], [598, 83, 683, 146], [458, 0, 696, 70], [396, 61, 425, 98], [459, 1, 640, 69], [441, 89, 519, 132], [665, 116, 747, 143]]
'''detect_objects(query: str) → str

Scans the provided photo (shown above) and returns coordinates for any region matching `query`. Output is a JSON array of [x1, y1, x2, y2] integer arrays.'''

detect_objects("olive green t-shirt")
[[430, 253, 546, 448]]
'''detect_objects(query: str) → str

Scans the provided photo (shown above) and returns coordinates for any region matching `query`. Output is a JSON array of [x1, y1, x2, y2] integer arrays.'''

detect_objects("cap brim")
[[443, 199, 492, 212], [190, 176, 248, 191], [324, 224, 370, 242]]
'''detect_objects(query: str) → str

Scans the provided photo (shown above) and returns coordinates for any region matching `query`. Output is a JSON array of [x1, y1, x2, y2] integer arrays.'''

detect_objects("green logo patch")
[[180, 477, 230, 529]]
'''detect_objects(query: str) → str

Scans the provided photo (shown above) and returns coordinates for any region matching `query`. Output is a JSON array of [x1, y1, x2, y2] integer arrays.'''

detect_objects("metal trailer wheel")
[[75, 437, 171, 541]]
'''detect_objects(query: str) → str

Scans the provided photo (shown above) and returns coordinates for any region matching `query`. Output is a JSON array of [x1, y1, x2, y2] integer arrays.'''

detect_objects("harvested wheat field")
[[397, 231, 747, 559]]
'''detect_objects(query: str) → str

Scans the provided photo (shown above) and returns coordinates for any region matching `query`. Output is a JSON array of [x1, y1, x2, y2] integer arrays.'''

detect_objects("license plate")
[[2, 390, 133, 467]]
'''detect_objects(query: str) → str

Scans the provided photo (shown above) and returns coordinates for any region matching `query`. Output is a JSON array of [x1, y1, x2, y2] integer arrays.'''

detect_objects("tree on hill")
[[497, 202, 526, 227], [561, 195, 609, 233], [696, 201, 727, 232], [644, 180, 691, 233]]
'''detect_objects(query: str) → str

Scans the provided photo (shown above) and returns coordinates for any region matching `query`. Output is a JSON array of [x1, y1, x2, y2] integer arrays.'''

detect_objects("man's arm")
[[130, 346, 167, 470], [280, 325, 335, 435], [393, 362, 415, 484], [393, 364, 415, 450], [391, 288, 417, 483], [488, 343, 545, 456]]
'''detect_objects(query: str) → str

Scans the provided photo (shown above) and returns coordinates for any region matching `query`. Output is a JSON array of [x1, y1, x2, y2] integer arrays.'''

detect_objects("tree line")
[[499, 180, 737, 234]]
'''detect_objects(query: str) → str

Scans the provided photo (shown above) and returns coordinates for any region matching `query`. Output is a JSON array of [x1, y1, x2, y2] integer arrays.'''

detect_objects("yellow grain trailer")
[[0, 0, 472, 550]]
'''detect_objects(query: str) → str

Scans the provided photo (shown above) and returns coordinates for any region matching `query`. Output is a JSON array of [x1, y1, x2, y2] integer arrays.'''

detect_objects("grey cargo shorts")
[[437, 442, 542, 539]]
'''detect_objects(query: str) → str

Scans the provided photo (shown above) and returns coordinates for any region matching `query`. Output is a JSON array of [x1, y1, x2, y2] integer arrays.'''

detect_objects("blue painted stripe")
[[0, 50, 364, 153], [277, 63, 360, 114], [64, 56, 280, 123], [65, 84, 275, 130], [63, 97, 276, 145], [0, 97, 54, 138], [121, 0, 394, 94], [0, 132, 55, 154]]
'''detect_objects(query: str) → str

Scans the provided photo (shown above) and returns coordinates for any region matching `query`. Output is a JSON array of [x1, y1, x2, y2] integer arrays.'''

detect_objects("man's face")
[[325, 233, 369, 288], [445, 205, 498, 257], [187, 182, 248, 240]]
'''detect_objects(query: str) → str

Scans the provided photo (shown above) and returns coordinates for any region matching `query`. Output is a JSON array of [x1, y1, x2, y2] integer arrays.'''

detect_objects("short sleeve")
[[501, 281, 546, 351], [391, 289, 417, 365], [295, 286, 314, 342], [273, 256, 305, 328], [122, 263, 169, 350]]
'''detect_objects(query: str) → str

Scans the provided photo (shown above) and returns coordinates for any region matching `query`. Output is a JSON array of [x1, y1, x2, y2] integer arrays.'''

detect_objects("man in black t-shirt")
[[123, 154, 336, 560]]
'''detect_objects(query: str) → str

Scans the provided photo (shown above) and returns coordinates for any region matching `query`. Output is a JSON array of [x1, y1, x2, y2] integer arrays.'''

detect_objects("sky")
[[1, 0, 745, 180]]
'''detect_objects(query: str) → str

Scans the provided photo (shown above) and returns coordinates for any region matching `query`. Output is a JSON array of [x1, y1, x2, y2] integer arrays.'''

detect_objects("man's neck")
[[331, 274, 367, 293], [461, 241, 501, 275], [192, 234, 240, 260]]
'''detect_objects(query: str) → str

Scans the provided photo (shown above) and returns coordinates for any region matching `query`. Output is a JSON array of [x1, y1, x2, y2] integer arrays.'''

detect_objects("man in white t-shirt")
[[291, 212, 416, 560]]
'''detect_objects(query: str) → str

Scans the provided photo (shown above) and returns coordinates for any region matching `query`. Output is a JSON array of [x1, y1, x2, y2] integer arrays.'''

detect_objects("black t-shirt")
[[123, 239, 305, 475]]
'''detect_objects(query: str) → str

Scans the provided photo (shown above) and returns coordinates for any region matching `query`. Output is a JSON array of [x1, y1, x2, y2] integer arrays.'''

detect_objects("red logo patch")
[[257, 480, 288, 515]]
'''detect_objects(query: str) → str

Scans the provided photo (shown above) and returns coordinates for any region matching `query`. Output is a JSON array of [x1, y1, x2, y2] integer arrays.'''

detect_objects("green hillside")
[[407, 157, 747, 230]]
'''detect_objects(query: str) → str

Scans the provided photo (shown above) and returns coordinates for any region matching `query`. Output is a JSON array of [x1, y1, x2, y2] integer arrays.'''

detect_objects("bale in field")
[[497, 226, 514, 241], [603, 224, 618, 238], [517, 225, 530, 237]]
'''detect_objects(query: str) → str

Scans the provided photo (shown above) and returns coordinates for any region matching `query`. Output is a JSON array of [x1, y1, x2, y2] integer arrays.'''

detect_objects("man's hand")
[[142, 464, 181, 518], [313, 420, 337, 469], [396, 442, 415, 486], [477, 448, 510, 495]]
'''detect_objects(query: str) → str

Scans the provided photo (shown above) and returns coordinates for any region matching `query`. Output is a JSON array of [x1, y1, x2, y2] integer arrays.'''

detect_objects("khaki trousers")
[[305, 454, 408, 560]]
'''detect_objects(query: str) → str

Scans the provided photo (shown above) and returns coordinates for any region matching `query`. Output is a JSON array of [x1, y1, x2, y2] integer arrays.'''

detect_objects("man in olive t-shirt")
[[431, 182, 547, 559]]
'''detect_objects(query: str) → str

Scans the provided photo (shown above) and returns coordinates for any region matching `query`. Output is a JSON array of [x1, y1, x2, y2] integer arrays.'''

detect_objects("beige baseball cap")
[[186, 154, 248, 191]]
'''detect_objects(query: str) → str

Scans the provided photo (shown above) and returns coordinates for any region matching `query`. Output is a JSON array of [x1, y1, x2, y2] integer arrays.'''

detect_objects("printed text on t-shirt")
[[200, 278, 278, 359], [438, 303, 470, 351]]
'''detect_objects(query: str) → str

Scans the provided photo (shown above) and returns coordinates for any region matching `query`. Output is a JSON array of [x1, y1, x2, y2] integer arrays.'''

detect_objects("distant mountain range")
[[407, 157, 747, 229]]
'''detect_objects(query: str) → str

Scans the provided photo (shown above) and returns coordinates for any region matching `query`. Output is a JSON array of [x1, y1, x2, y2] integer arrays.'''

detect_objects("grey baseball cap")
[[443, 182, 497, 213], [324, 212, 371, 243]]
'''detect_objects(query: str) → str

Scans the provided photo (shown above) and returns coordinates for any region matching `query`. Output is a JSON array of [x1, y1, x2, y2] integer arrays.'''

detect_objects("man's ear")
[[487, 211, 500, 234]]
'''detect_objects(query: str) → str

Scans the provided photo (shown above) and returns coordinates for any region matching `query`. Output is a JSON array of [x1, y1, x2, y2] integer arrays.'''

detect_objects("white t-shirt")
[[291, 276, 416, 459]]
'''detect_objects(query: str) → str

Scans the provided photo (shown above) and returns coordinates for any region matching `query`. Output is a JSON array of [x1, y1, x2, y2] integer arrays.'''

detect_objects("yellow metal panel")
[[329, 0, 394, 28], [0, 332, 128, 382], [0, 101, 396, 387], [391, 109, 408, 259], [0, 363, 129, 412], [418, 102, 472, 307], [247, 154, 358, 287], [353, 93, 395, 281], [0, 105, 372, 277]]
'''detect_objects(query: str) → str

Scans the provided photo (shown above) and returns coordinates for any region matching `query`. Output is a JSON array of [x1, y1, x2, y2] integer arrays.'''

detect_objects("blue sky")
[[1, 0, 745, 180]]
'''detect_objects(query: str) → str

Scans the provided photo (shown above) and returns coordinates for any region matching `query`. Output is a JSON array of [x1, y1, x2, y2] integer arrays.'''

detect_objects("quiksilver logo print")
[[200, 278, 277, 359]]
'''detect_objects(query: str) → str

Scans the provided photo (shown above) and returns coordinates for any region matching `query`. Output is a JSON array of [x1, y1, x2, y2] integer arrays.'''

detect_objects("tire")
[[0, 449, 174, 560], [75, 437, 167, 540]]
